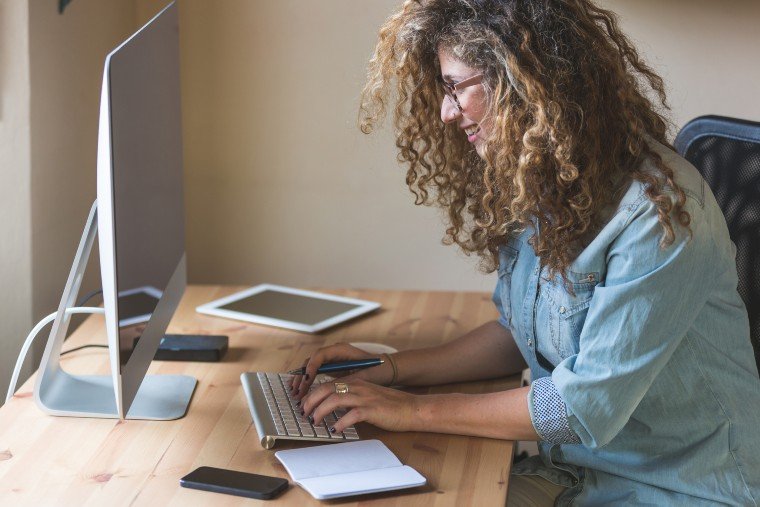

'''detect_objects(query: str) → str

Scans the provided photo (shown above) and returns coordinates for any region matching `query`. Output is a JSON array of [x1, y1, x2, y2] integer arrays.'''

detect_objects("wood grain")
[[0, 286, 518, 506]]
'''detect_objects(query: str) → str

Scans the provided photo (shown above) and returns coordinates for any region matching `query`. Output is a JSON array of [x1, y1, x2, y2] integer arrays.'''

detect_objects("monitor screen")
[[96, 3, 188, 417]]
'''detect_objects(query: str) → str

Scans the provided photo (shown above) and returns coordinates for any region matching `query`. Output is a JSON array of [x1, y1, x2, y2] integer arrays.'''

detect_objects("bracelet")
[[384, 353, 398, 386]]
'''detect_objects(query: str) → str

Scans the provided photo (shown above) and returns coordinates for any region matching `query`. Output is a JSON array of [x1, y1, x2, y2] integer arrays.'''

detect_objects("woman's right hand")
[[289, 343, 395, 399]]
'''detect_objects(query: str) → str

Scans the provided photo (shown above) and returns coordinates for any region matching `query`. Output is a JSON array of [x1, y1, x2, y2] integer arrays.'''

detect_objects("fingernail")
[[307, 415, 314, 424], [328, 426, 336, 433]]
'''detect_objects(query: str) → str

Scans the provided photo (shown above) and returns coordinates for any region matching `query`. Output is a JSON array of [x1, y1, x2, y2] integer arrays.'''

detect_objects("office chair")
[[675, 115, 760, 371]]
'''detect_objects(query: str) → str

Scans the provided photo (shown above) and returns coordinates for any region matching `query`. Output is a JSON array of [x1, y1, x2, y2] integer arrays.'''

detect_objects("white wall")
[[0, 0, 33, 403]]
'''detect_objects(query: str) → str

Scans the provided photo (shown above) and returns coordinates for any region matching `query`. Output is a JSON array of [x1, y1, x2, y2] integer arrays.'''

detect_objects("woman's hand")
[[299, 378, 422, 434], [289, 343, 394, 399]]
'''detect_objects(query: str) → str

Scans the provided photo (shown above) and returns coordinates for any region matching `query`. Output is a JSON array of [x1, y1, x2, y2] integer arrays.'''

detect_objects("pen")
[[287, 358, 384, 376]]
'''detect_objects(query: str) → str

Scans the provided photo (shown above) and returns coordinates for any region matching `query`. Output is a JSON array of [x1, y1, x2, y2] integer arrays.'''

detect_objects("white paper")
[[299, 466, 426, 500], [275, 440, 426, 499], [275, 440, 401, 480]]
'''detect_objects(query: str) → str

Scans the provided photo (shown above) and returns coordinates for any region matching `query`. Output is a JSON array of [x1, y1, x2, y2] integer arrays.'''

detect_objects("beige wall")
[[598, 0, 760, 128], [0, 0, 136, 404], [170, 0, 496, 293], [0, 0, 33, 403], [29, 0, 136, 328], [164, 0, 760, 295]]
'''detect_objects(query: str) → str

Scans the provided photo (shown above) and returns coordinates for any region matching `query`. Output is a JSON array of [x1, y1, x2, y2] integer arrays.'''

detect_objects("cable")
[[60, 344, 108, 356], [75, 288, 102, 307], [6, 307, 105, 403]]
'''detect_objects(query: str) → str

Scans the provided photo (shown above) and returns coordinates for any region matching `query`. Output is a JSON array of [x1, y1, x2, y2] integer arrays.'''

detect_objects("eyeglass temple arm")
[[453, 73, 484, 91]]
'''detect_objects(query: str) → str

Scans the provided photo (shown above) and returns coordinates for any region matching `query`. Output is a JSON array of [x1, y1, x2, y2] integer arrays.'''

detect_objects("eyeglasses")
[[438, 73, 484, 112]]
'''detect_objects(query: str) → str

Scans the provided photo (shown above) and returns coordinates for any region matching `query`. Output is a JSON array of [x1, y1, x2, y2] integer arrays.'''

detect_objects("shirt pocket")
[[536, 270, 601, 366], [497, 245, 520, 327]]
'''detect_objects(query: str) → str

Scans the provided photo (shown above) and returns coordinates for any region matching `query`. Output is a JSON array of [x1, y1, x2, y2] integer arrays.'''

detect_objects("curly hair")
[[359, 0, 691, 282]]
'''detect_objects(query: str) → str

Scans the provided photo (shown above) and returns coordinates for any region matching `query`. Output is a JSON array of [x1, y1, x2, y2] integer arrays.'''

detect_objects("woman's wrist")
[[383, 353, 399, 386], [409, 393, 441, 432]]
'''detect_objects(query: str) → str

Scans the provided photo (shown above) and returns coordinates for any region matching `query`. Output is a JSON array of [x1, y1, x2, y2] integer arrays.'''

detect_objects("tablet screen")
[[218, 289, 363, 326]]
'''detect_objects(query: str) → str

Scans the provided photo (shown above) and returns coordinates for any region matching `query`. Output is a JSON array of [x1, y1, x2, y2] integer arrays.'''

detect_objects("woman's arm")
[[393, 320, 527, 386], [300, 380, 540, 441], [414, 388, 539, 440], [293, 320, 527, 397]]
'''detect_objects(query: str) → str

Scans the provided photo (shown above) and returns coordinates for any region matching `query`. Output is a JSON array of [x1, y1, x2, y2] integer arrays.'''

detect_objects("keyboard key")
[[299, 425, 315, 437]]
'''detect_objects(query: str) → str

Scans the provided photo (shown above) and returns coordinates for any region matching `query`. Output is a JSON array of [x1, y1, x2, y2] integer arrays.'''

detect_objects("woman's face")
[[438, 48, 490, 158]]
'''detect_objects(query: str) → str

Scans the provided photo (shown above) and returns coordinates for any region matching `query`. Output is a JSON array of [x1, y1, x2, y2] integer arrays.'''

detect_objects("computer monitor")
[[34, 2, 196, 420]]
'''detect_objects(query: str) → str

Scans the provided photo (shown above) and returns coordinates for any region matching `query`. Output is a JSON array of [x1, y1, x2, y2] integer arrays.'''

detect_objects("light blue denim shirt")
[[493, 144, 760, 505]]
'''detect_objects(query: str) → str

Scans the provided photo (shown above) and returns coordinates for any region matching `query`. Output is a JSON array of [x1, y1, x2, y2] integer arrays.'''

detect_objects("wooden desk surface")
[[0, 286, 518, 506]]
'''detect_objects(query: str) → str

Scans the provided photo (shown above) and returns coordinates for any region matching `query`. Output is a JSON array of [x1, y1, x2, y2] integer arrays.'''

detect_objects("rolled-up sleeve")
[[550, 197, 717, 448], [529, 376, 582, 444]]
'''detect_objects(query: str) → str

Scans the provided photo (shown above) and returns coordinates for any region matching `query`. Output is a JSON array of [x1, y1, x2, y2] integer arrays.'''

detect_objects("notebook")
[[274, 440, 426, 500]]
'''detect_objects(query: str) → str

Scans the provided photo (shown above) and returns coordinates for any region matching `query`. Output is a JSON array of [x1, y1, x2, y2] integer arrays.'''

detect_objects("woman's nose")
[[440, 95, 460, 124]]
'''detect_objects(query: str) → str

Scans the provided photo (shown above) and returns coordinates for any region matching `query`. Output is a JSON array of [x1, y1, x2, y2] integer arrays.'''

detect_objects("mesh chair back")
[[675, 115, 760, 370]]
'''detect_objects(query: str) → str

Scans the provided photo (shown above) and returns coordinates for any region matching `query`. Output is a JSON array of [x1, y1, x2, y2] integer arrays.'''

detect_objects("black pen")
[[287, 358, 384, 376]]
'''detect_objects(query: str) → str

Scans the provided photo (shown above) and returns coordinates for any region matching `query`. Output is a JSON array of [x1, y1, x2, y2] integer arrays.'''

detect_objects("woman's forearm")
[[412, 386, 540, 441], [391, 320, 527, 386]]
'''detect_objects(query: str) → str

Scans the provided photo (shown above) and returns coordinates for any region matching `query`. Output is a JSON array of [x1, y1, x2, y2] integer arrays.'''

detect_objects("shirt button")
[[559, 306, 567, 314], [587, 273, 595, 282], [527, 339, 533, 347]]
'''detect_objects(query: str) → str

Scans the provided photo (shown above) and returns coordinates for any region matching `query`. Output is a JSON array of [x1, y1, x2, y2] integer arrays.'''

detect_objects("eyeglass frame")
[[437, 73, 484, 112]]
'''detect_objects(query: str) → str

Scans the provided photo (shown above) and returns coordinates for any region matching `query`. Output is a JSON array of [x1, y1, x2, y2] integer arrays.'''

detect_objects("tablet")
[[196, 284, 381, 333]]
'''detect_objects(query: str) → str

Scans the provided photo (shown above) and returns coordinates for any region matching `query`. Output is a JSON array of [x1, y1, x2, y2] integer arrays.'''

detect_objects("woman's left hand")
[[299, 379, 423, 434]]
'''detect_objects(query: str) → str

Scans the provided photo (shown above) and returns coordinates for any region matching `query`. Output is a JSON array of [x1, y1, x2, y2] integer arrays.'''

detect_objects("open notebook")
[[275, 440, 426, 500]]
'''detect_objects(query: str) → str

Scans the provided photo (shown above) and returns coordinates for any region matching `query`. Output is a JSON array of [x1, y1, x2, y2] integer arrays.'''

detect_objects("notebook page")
[[275, 440, 402, 480]]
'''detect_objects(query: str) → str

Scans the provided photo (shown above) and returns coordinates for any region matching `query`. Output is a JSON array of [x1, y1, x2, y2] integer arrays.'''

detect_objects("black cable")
[[75, 288, 103, 307], [60, 344, 108, 356]]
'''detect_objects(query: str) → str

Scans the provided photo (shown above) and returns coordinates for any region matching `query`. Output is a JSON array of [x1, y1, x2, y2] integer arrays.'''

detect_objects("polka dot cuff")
[[530, 376, 581, 444]]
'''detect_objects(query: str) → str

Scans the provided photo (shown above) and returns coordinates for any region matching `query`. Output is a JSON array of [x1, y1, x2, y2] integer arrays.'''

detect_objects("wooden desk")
[[0, 286, 518, 506]]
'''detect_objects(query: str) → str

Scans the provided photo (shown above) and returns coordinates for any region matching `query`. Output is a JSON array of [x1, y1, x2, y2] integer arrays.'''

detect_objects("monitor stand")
[[33, 201, 196, 420]]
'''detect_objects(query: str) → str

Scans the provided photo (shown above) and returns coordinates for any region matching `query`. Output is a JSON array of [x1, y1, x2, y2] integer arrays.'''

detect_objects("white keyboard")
[[241, 372, 360, 449]]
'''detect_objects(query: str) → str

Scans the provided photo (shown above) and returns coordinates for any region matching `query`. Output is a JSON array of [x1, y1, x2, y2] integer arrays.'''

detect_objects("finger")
[[331, 406, 367, 434], [295, 372, 315, 399], [290, 357, 310, 393], [304, 342, 370, 381], [300, 382, 335, 416], [297, 343, 372, 399], [311, 392, 363, 427]]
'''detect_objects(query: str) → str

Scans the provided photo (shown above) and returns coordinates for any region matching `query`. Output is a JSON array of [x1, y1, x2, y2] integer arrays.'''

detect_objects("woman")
[[291, 1, 760, 504]]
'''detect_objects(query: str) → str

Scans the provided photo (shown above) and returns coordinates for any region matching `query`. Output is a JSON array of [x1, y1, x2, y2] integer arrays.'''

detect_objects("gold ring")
[[334, 382, 349, 395]]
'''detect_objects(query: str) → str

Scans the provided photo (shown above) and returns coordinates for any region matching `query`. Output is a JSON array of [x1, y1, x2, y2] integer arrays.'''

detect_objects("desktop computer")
[[29, 2, 196, 420]]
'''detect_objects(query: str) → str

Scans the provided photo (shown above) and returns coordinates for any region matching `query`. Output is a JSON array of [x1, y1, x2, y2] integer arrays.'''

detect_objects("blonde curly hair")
[[359, 0, 691, 282]]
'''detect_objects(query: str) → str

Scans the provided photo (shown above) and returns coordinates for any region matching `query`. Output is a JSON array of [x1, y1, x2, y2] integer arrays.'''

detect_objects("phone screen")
[[180, 466, 288, 500]]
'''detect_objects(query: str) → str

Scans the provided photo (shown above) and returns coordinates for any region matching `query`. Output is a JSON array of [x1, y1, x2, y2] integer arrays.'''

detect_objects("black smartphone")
[[180, 466, 288, 500]]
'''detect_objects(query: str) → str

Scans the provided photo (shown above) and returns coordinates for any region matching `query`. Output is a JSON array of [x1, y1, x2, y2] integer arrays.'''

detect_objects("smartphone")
[[180, 466, 289, 500]]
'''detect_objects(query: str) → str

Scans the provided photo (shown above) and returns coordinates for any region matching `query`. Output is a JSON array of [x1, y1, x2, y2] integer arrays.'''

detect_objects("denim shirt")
[[493, 144, 760, 506]]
